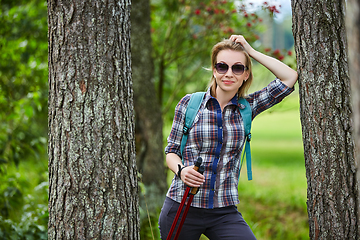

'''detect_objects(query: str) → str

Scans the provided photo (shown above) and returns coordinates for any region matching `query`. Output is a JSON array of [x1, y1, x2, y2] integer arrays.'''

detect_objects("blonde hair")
[[210, 39, 253, 98]]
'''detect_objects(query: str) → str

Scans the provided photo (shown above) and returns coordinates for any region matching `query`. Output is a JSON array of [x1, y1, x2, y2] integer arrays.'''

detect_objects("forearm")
[[166, 153, 184, 176], [248, 48, 298, 88], [166, 152, 205, 187]]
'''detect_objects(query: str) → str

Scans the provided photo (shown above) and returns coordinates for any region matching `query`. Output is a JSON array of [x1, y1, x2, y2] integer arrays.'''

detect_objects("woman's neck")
[[215, 88, 237, 111]]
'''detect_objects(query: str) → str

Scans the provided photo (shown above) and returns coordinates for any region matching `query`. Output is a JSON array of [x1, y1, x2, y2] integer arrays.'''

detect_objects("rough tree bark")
[[292, 0, 359, 239], [131, 0, 168, 212], [47, 0, 139, 239], [347, 0, 360, 233]]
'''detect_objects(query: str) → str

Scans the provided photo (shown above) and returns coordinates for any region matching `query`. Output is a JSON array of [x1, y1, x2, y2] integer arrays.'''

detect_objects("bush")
[[0, 174, 48, 239]]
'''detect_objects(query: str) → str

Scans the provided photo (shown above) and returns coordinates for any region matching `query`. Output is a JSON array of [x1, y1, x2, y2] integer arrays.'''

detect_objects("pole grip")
[[192, 157, 202, 171], [190, 157, 203, 195]]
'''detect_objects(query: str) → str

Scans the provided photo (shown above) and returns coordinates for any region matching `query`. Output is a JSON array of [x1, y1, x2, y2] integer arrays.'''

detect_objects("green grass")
[[237, 93, 309, 240]]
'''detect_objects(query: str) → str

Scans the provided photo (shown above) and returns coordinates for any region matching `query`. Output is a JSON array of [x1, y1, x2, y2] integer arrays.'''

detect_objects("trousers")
[[159, 197, 257, 240]]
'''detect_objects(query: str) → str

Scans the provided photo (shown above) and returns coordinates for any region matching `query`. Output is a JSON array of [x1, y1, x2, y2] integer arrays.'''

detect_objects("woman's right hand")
[[180, 165, 205, 187]]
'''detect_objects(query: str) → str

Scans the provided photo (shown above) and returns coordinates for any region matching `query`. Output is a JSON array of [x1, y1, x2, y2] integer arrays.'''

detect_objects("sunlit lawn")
[[237, 94, 308, 240]]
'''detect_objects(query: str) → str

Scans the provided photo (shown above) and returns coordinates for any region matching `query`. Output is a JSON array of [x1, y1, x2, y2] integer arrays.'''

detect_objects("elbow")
[[291, 70, 298, 84], [282, 70, 298, 88]]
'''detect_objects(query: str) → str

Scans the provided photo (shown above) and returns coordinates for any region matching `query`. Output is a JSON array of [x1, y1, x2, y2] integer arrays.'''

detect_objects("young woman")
[[159, 35, 298, 240]]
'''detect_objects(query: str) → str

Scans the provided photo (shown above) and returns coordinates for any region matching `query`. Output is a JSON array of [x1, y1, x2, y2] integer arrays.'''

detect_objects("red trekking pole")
[[167, 157, 204, 240]]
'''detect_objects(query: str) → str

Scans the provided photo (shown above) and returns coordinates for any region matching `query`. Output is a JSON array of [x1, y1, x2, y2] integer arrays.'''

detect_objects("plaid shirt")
[[165, 79, 294, 209]]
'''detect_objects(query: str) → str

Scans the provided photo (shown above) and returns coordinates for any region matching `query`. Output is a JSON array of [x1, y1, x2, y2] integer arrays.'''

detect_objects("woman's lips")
[[222, 80, 234, 84]]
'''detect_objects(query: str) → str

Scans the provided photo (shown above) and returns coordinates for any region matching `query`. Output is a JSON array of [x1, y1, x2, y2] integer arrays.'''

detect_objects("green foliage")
[[0, 0, 48, 171], [151, 0, 267, 120], [139, 210, 160, 240], [151, 0, 296, 126], [138, 175, 163, 240], [0, 0, 49, 238], [0, 172, 48, 239], [0, 174, 24, 219], [0, 0, 299, 239], [0, 195, 48, 240]]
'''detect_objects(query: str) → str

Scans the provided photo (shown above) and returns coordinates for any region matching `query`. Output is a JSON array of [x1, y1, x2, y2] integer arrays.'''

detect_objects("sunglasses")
[[215, 62, 248, 75]]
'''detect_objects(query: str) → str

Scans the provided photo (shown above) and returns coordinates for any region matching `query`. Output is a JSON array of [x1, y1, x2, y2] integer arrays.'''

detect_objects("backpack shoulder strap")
[[180, 92, 206, 160], [238, 97, 253, 180]]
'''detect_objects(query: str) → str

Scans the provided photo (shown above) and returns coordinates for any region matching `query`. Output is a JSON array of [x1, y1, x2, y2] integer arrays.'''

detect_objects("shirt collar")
[[230, 94, 239, 106], [204, 87, 239, 107], [204, 87, 214, 105]]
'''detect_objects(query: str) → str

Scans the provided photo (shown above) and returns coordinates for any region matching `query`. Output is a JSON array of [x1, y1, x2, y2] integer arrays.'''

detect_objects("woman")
[[159, 35, 298, 240]]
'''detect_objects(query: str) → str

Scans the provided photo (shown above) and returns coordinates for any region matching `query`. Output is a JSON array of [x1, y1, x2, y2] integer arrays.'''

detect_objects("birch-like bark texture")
[[47, 0, 139, 239], [347, 0, 360, 234], [292, 0, 359, 239]]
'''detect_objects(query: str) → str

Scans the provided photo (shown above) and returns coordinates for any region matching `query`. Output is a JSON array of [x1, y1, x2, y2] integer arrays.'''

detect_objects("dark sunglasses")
[[215, 62, 248, 75]]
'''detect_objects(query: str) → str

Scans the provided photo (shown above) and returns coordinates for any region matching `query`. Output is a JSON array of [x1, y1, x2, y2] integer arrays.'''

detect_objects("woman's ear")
[[244, 70, 250, 80]]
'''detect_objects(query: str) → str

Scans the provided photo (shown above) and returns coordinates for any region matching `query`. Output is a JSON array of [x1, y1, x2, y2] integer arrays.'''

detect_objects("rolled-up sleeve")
[[164, 94, 191, 157], [248, 78, 294, 119]]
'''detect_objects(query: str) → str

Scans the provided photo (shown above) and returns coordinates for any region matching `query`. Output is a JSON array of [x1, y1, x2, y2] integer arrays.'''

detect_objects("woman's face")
[[213, 49, 249, 96]]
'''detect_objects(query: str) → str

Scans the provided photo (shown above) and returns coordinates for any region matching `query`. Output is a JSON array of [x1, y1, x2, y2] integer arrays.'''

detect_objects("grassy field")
[[238, 93, 309, 240]]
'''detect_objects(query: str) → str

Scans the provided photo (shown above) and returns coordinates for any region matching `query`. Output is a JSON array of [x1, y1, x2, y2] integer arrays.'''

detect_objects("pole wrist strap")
[[177, 164, 186, 180]]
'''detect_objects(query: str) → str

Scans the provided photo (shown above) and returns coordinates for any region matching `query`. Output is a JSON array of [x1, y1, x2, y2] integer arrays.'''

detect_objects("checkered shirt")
[[165, 79, 294, 209]]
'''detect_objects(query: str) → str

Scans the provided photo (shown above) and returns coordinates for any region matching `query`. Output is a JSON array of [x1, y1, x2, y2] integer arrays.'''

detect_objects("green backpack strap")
[[238, 97, 253, 181], [180, 92, 206, 161]]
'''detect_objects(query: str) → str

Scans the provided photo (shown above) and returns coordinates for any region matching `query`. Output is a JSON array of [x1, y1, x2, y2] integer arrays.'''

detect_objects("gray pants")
[[159, 197, 257, 240]]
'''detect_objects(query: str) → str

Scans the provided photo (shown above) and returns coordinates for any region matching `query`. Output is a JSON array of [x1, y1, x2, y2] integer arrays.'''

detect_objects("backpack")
[[179, 92, 253, 180]]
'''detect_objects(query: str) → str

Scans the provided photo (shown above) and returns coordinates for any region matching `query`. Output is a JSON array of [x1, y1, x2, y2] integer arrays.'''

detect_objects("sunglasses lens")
[[215, 63, 228, 74], [216, 63, 246, 75], [232, 64, 245, 75]]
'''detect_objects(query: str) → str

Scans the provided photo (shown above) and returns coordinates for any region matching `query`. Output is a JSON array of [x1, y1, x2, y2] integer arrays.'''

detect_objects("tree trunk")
[[347, 0, 360, 233], [47, 0, 139, 239], [131, 0, 167, 211], [292, 0, 359, 239]]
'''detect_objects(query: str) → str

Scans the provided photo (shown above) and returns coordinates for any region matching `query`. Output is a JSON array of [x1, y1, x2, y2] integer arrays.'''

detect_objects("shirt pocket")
[[194, 108, 219, 153], [223, 109, 244, 152]]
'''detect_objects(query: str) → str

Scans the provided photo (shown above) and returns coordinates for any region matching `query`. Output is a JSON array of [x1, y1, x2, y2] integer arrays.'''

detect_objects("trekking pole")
[[167, 157, 203, 240], [173, 164, 204, 240], [166, 187, 190, 240]]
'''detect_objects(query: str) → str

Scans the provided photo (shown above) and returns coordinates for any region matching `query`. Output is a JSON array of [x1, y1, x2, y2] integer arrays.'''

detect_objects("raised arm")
[[229, 35, 298, 88]]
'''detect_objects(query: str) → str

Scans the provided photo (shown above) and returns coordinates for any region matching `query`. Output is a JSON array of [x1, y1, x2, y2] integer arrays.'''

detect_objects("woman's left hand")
[[230, 34, 298, 88], [229, 35, 254, 54]]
